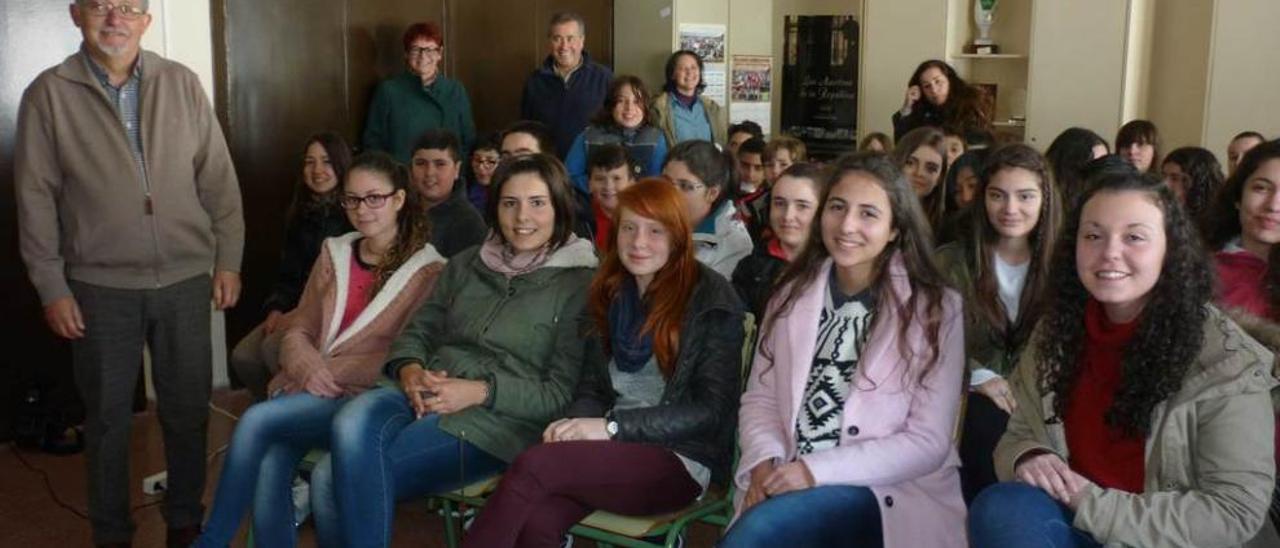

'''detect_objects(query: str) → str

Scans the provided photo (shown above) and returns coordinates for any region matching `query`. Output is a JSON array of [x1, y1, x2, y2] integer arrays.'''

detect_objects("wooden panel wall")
[[213, 0, 613, 347], [0, 2, 89, 438]]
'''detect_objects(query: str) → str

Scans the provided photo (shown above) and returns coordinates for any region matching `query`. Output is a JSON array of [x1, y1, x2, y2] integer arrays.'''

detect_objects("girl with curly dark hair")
[[726, 152, 967, 547], [1161, 146, 1224, 232], [935, 144, 1061, 502], [969, 171, 1279, 547]]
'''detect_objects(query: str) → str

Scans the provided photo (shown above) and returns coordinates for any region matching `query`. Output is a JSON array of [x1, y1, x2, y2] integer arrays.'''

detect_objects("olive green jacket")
[[935, 242, 1024, 383], [995, 305, 1280, 547], [384, 240, 598, 461]]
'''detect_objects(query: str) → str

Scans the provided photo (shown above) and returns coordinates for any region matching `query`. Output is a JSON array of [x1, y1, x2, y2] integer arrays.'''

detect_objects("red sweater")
[[593, 200, 614, 254], [339, 243, 376, 332], [1064, 298, 1145, 493], [1214, 248, 1272, 320]]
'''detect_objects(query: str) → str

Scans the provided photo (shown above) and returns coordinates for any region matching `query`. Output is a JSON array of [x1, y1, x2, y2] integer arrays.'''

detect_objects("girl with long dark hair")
[[935, 144, 1060, 501], [891, 59, 992, 141], [724, 152, 967, 547], [230, 132, 354, 401], [197, 151, 443, 546]]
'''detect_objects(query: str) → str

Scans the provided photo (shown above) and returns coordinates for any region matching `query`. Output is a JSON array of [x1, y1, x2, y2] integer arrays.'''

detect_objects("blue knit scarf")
[[608, 277, 654, 372]]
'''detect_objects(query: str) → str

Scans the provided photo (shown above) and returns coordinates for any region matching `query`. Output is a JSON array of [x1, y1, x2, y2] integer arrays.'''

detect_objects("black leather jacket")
[[565, 264, 746, 485]]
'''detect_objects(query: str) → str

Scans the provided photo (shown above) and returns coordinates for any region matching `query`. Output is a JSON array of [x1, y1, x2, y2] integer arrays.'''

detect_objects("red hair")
[[588, 179, 700, 378], [402, 22, 443, 51]]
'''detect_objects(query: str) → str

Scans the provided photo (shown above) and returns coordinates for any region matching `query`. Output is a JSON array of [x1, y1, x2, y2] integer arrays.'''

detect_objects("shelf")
[[951, 53, 1027, 60]]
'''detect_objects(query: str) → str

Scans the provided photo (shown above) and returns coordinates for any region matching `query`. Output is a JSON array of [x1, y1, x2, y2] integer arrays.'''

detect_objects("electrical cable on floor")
[[9, 399, 243, 522], [9, 442, 91, 521], [209, 401, 240, 422]]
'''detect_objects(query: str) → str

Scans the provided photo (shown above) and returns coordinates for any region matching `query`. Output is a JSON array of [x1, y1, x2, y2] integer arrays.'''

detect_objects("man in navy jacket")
[[520, 12, 613, 158]]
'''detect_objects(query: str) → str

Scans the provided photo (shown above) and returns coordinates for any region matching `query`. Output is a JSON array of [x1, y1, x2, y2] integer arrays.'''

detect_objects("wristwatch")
[[604, 411, 619, 440]]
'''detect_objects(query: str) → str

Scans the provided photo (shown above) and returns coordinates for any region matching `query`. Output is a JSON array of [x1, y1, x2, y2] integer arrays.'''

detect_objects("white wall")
[[140, 0, 228, 390], [1144, 0, 1212, 151], [613, 0, 673, 90], [1203, 0, 1280, 162], [861, 0, 948, 140], [1024, 0, 1128, 147], [140, 0, 214, 101]]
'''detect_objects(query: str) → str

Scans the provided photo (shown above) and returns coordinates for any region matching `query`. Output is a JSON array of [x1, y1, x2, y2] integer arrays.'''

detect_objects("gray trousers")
[[228, 321, 284, 402], [69, 275, 212, 544]]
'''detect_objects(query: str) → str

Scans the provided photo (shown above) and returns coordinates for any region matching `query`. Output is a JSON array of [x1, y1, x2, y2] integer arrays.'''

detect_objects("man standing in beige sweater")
[[14, 2, 243, 546]]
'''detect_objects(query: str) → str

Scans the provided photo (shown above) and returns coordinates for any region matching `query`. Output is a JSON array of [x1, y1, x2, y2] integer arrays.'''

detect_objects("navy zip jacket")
[[520, 52, 613, 157]]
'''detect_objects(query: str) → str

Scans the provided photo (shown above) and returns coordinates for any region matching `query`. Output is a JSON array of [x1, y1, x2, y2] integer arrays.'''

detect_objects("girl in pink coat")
[[723, 152, 967, 548]]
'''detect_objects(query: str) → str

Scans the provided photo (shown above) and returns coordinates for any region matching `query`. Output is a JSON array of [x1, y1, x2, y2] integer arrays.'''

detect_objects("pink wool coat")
[[734, 255, 968, 547], [269, 232, 446, 396]]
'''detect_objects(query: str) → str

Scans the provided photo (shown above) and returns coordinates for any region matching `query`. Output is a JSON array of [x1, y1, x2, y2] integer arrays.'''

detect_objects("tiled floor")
[[0, 389, 723, 547]]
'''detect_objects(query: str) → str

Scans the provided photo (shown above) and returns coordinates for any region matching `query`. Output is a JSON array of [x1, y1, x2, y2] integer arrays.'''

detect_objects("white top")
[[994, 253, 1030, 324], [971, 253, 1030, 387]]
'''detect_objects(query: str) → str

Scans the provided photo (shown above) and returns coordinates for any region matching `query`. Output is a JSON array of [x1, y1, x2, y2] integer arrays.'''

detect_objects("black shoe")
[[167, 524, 201, 548]]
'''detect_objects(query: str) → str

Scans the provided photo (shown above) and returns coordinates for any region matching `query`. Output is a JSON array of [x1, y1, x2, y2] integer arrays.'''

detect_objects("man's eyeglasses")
[[339, 191, 397, 210], [407, 46, 442, 58], [670, 180, 706, 194], [82, 1, 148, 19]]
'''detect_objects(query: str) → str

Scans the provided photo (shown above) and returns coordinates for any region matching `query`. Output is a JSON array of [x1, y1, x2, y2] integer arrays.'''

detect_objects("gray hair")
[[547, 12, 585, 37]]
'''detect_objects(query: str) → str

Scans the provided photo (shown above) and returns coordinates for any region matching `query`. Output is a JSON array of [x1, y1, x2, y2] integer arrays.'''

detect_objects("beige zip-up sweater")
[[16, 49, 243, 303], [996, 305, 1280, 547]]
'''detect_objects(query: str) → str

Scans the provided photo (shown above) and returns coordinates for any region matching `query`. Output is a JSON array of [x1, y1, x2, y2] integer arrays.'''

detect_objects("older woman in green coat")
[[362, 21, 476, 163]]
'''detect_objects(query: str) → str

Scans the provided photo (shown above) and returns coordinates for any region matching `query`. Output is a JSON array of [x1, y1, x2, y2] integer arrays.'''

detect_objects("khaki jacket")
[[995, 305, 1280, 547], [16, 50, 243, 303]]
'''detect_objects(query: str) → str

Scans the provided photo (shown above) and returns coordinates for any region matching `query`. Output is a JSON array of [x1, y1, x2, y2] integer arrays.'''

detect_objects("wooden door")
[[0, 2, 88, 438], [213, 0, 359, 347]]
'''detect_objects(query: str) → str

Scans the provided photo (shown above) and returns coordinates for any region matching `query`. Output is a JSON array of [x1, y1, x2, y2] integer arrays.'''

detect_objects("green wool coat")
[[362, 72, 476, 164]]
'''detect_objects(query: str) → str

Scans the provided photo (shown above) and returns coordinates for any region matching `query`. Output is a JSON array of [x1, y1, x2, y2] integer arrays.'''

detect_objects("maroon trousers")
[[462, 440, 702, 548]]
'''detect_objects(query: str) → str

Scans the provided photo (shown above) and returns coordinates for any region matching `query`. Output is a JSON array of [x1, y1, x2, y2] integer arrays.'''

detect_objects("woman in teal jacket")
[[362, 22, 476, 163], [310, 154, 598, 548]]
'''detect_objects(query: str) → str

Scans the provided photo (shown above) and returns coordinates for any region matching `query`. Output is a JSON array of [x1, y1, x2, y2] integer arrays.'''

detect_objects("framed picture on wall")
[[780, 15, 859, 160]]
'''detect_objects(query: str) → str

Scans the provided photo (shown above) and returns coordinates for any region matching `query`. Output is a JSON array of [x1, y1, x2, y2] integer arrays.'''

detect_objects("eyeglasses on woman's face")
[[340, 191, 397, 210]]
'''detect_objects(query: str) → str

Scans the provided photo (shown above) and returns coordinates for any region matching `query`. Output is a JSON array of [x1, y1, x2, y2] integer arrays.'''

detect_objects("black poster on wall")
[[781, 15, 859, 160]]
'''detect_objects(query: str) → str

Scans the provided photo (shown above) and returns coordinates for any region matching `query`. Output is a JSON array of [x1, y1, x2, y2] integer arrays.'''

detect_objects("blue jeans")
[[719, 485, 883, 547], [969, 482, 1103, 548], [195, 392, 346, 548], [311, 386, 506, 548]]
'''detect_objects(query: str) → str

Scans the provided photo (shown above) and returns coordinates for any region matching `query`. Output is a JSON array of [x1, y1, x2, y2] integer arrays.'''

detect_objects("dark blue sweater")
[[520, 52, 613, 157]]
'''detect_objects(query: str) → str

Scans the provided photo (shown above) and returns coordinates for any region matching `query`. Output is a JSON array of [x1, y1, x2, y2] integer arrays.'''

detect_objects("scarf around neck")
[[609, 276, 654, 373], [479, 232, 552, 278]]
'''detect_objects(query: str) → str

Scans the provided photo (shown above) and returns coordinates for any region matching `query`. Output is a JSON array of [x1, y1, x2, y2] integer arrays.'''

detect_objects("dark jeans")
[[462, 440, 702, 548], [719, 485, 883, 547], [69, 275, 212, 544], [969, 482, 1103, 548], [312, 387, 506, 548], [960, 391, 1009, 503]]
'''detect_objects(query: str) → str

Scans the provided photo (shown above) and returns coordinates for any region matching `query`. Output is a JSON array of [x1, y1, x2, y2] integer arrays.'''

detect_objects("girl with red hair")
[[462, 178, 746, 547]]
